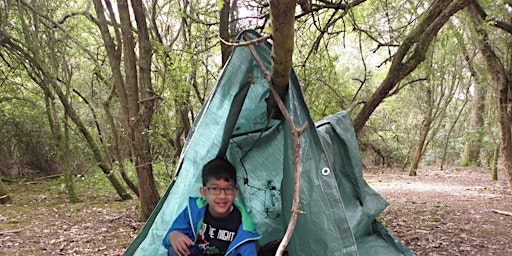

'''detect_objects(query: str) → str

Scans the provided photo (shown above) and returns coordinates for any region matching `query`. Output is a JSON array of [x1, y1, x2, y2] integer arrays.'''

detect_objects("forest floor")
[[0, 166, 511, 255], [366, 166, 512, 256]]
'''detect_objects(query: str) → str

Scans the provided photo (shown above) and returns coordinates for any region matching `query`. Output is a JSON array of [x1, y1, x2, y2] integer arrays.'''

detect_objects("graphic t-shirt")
[[197, 206, 241, 255]]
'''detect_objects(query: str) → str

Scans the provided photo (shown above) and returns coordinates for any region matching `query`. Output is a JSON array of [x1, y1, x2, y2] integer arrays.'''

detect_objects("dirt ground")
[[365, 166, 512, 256], [0, 166, 511, 255]]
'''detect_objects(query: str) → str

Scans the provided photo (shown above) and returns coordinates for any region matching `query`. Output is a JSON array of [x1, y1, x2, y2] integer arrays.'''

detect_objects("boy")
[[163, 158, 261, 256]]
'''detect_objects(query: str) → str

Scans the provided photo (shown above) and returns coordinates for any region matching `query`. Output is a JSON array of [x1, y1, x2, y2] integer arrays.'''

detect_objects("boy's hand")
[[168, 231, 195, 256]]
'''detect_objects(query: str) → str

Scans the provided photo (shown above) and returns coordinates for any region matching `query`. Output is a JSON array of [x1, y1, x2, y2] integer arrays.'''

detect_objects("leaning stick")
[[243, 32, 308, 256], [0, 228, 23, 235], [493, 209, 512, 217], [220, 35, 271, 48]]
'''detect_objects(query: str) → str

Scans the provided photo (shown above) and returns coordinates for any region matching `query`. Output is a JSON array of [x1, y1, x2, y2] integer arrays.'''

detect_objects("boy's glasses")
[[204, 186, 236, 195]]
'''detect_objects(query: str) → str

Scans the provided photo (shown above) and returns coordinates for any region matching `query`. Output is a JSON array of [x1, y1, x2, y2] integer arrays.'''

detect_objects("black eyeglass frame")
[[203, 186, 237, 195]]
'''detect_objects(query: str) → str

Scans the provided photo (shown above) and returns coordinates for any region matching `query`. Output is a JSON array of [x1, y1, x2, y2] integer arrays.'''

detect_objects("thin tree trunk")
[[173, 8, 193, 160], [458, 25, 485, 167], [230, 0, 239, 38], [409, 89, 433, 176], [130, 0, 161, 220], [93, 0, 160, 219], [50, 81, 129, 201], [441, 94, 469, 169], [103, 100, 140, 197], [220, 0, 231, 66], [62, 85, 79, 203], [173, 91, 192, 159], [468, 2, 512, 189], [48, 96, 79, 203], [460, 84, 485, 166], [506, 10, 512, 185], [491, 146, 499, 181], [45, 21, 80, 203], [51, 79, 132, 200], [97, 72, 139, 197], [507, 5, 512, 187]]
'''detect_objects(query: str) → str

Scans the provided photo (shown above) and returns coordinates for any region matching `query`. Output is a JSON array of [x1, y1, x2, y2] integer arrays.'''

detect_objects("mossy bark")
[[469, 3, 512, 189], [268, 0, 296, 119]]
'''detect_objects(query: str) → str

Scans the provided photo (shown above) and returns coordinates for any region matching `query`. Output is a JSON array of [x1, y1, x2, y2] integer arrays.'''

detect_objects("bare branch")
[[219, 34, 271, 47], [493, 209, 512, 217], [243, 32, 308, 256]]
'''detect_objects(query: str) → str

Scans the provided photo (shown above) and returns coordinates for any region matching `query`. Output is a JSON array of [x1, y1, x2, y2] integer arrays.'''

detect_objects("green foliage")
[[0, 92, 54, 176], [1, 0, 509, 187]]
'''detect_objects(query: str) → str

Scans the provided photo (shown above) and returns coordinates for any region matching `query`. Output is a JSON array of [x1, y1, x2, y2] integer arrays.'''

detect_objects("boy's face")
[[200, 178, 238, 218]]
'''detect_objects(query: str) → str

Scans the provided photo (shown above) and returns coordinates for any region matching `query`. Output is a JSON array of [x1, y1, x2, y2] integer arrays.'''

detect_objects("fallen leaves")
[[0, 183, 142, 256], [366, 166, 512, 256], [1, 166, 510, 255]]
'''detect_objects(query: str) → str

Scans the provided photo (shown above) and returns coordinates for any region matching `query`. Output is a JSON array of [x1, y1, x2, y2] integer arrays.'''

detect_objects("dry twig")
[[0, 228, 24, 235], [243, 32, 308, 256], [493, 209, 512, 217], [220, 35, 271, 48]]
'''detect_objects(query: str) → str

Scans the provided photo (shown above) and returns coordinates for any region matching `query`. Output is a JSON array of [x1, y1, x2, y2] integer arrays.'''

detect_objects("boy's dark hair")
[[202, 158, 237, 186]]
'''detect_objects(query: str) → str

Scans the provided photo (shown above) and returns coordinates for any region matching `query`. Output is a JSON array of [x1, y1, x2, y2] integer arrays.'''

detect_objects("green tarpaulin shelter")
[[124, 30, 413, 256]]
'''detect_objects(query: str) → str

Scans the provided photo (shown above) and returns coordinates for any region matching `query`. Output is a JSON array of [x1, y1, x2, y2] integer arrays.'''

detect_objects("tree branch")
[[219, 34, 271, 47], [244, 32, 308, 256], [352, 0, 470, 134], [470, 0, 512, 35]]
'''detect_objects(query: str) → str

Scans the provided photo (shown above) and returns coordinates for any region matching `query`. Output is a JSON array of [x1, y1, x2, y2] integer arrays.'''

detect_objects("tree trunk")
[[62, 119, 80, 203], [409, 89, 433, 176], [458, 24, 485, 167], [408, 127, 428, 176], [468, 3, 512, 189], [507, 5, 512, 187], [172, 5, 194, 160], [129, 0, 161, 220], [173, 89, 192, 159], [102, 100, 140, 197], [461, 84, 485, 166], [441, 95, 469, 169], [220, 0, 231, 66], [93, 0, 160, 220], [91, 0, 139, 197], [352, 0, 470, 134], [50, 79, 132, 201], [267, 0, 296, 119], [491, 146, 499, 181], [47, 22, 80, 203], [62, 85, 80, 203], [230, 0, 239, 39]]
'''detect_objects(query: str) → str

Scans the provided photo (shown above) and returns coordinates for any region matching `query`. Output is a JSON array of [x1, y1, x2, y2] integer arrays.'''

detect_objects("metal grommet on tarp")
[[321, 167, 331, 176]]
